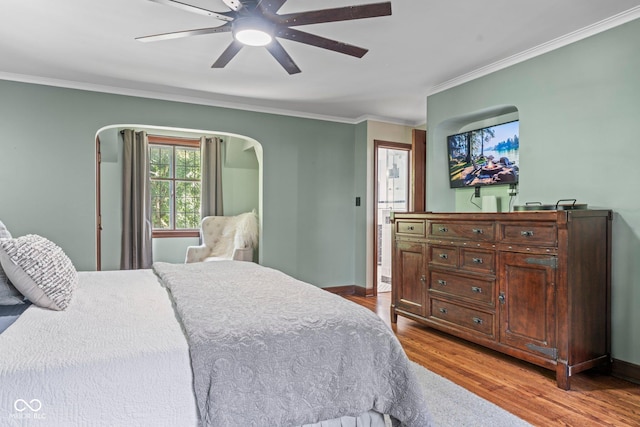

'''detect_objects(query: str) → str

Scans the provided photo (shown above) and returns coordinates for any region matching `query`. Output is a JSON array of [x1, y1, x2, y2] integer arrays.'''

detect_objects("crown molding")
[[354, 114, 425, 127], [0, 71, 359, 125], [1, 71, 427, 127], [428, 6, 640, 96]]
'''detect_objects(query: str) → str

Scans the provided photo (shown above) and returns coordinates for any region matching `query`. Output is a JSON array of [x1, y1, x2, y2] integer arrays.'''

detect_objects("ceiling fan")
[[137, 0, 392, 74]]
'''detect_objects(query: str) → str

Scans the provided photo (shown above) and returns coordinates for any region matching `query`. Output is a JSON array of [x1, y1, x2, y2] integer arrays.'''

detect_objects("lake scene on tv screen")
[[447, 120, 519, 188]]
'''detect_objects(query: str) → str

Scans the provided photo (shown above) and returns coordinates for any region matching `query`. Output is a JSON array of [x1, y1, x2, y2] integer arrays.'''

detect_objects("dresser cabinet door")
[[393, 241, 426, 316], [498, 252, 557, 360]]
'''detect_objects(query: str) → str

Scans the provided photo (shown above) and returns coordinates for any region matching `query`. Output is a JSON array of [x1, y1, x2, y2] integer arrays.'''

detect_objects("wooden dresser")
[[390, 210, 612, 389]]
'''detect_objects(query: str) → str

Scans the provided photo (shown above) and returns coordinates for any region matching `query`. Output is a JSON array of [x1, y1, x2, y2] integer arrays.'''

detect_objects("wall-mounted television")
[[447, 120, 519, 188]]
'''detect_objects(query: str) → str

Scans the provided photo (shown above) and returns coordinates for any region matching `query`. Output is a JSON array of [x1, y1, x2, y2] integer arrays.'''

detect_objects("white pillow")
[[0, 220, 10, 240], [0, 220, 25, 305], [0, 234, 77, 311]]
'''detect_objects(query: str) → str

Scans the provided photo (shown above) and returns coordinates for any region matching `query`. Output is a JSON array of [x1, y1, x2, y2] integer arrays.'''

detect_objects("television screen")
[[447, 120, 519, 188]]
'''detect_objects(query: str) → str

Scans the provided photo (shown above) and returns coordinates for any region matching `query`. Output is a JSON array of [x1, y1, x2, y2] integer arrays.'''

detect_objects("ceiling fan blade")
[[137, 23, 232, 42], [257, 0, 288, 14], [265, 40, 301, 74], [222, 0, 244, 12], [211, 40, 244, 68], [148, 0, 234, 21], [277, 28, 368, 58], [276, 2, 391, 26]]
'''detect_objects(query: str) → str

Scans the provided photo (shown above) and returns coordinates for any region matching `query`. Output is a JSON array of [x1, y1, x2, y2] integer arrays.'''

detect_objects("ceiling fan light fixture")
[[235, 29, 272, 46], [233, 17, 274, 46]]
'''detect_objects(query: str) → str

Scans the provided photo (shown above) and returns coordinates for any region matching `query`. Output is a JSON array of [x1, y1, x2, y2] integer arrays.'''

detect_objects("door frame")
[[373, 140, 412, 296], [95, 135, 102, 271]]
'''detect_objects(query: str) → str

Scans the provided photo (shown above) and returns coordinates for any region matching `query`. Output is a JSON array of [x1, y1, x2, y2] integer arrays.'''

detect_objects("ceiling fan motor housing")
[[232, 16, 275, 46]]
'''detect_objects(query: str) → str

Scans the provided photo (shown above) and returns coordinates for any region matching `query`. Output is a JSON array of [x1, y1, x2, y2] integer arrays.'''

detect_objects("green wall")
[[426, 18, 640, 364], [0, 80, 357, 287], [221, 136, 259, 217]]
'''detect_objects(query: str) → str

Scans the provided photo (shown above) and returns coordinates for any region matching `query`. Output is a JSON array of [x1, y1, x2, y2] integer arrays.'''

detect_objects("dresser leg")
[[556, 362, 570, 390], [390, 307, 398, 324]]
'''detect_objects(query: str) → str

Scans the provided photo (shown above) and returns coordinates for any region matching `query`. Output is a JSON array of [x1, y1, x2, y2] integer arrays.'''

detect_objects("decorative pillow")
[[0, 220, 10, 240], [0, 220, 25, 305], [0, 235, 77, 311]]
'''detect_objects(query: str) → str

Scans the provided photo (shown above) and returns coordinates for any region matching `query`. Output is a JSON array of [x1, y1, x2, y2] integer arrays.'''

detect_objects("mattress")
[[0, 269, 198, 426], [0, 269, 393, 426]]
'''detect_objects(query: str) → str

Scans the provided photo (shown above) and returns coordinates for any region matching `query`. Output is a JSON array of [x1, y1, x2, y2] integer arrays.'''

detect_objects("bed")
[[0, 237, 432, 426]]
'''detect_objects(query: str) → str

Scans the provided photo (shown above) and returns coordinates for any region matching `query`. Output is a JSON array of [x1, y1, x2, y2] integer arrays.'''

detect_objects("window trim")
[[149, 135, 201, 238]]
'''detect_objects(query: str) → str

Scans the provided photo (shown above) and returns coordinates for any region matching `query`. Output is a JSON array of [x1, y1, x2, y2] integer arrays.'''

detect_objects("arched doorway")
[[95, 124, 263, 270]]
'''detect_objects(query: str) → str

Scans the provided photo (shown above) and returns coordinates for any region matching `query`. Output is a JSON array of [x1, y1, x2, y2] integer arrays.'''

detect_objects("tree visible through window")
[[148, 136, 201, 235]]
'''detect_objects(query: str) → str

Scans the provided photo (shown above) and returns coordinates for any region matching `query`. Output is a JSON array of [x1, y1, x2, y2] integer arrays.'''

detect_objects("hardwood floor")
[[344, 292, 640, 426]]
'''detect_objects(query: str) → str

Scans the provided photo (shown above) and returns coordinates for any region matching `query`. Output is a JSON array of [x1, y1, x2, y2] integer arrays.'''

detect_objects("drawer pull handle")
[[472, 257, 483, 264], [420, 275, 426, 283], [407, 226, 414, 231], [437, 279, 447, 286], [472, 317, 483, 325], [438, 227, 448, 232], [472, 228, 483, 234], [439, 308, 448, 314], [438, 253, 448, 259], [521, 230, 534, 237], [471, 286, 482, 293]]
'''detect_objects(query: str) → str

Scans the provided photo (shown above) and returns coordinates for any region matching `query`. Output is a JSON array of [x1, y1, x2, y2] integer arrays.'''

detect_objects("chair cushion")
[[202, 256, 231, 262]]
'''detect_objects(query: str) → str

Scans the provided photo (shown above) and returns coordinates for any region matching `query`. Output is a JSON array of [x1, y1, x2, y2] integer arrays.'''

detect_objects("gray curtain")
[[121, 129, 153, 270], [201, 136, 224, 217]]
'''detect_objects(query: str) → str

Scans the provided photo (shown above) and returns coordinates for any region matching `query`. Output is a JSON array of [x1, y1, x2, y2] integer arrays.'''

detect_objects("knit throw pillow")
[[0, 235, 77, 310]]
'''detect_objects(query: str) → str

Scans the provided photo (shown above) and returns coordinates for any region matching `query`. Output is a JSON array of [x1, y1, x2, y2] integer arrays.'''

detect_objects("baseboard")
[[611, 358, 640, 385], [323, 285, 355, 295], [323, 285, 367, 296], [354, 285, 367, 296]]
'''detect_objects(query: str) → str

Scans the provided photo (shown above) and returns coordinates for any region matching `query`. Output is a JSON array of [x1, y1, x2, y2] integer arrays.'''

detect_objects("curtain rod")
[[119, 130, 224, 141]]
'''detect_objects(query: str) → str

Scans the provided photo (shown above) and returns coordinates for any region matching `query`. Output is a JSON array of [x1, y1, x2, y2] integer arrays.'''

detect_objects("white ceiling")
[[1, 0, 640, 126]]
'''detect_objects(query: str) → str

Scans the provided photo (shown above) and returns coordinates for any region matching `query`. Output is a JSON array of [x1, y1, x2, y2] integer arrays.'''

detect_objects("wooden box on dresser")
[[390, 210, 612, 390]]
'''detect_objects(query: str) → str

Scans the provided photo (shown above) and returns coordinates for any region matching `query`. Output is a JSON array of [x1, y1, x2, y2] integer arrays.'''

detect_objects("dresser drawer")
[[428, 221, 495, 241], [430, 299, 494, 337], [428, 245, 458, 268], [395, 219, 426, 237], [499, 222, 557, 246], [429, 271, 494, 305], [460, 248, 495, 274]]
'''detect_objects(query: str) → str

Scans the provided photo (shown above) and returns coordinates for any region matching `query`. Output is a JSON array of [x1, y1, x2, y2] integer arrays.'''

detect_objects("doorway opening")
[[374, 141, 411, 294], [95, 124, 263, 271]]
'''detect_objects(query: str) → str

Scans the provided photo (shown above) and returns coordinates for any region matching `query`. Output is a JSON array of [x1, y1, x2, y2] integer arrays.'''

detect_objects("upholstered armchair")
[[185, 211, 258, 263]]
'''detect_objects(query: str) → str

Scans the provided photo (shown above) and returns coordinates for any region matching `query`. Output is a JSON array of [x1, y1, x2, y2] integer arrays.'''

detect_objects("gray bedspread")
[[153, 261, 432, 427]]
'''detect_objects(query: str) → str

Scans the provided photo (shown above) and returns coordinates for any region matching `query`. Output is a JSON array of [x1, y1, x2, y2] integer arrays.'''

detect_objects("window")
[[148, 136, 201, 237]]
